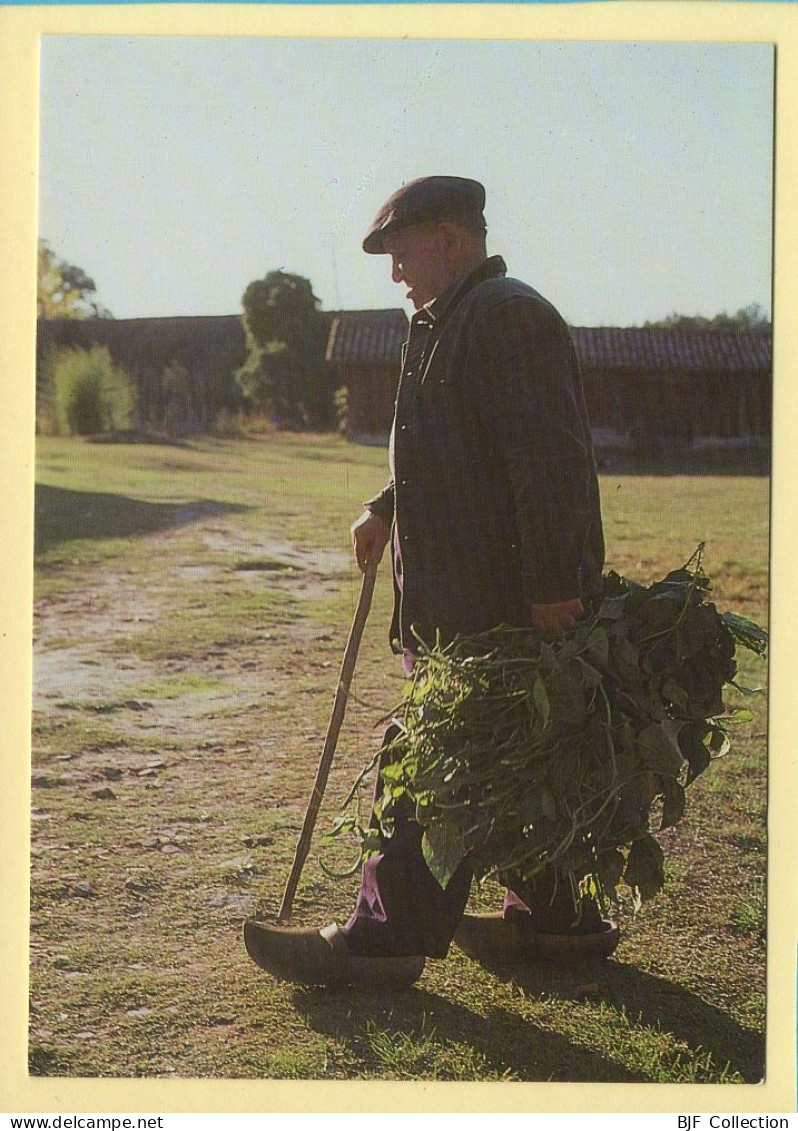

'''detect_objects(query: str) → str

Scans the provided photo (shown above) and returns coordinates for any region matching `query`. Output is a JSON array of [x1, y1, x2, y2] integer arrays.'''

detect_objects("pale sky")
[[38, 37, 773, 326]]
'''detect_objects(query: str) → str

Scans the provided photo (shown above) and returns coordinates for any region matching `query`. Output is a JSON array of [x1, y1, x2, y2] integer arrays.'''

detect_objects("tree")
[[235, 270, 333, 429], [643, 304, 770, 331], [37, 240, 113, 320]]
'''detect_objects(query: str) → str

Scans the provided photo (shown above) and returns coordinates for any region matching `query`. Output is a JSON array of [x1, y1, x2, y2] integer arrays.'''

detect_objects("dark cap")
[[362, 176, 486, 254]]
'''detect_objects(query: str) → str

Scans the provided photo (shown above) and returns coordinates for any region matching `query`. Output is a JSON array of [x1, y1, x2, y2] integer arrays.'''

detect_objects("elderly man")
[[244, 176, 610, 989]]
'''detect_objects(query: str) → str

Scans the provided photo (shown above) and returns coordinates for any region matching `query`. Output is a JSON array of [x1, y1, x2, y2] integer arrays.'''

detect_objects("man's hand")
[[351, 509, 390, 573], [530, 598, 583, 635]]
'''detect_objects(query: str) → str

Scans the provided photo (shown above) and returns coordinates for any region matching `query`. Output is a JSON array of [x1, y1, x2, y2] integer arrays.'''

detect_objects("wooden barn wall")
[[342, 362, 398, 439], [37, 316, 772, 445], [343, 362, 772, 445], [580, 368, 772, 441], [37, 316, 248, 428]]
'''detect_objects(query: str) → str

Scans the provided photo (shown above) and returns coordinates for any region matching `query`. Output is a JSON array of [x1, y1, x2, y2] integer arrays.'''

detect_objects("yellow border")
[[2, 3, 794, 1114]]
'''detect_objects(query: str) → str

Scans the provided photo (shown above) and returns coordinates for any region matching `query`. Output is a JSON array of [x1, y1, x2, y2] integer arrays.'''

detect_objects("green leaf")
[[546, 669, 588, 724], [707, 726, 731, 758], [679, 722, 711, 784], [541, 788, 558, 821], [662, 677, 689, 713], [576, 658, 603, 689], [557, 638, 580, 663], [660, 778, 686, 830], [598, 596, 626, 620], [532, 678, 550, 728], [380, 761, 405, 784], [596, 848, 625, 897], [326, 814, 357, 839], [517, 787, 543, 827], [611, 638, 642, 686], [721, 611, 769, 656], [585, 625, 610, 668], [729, 680, 765, 697], [623, 834, 665, 903], [361, 828, 384, 857], [720, 708, 755, 727], [630, 594, 684, 642], [661, 567, 695, 588], [635, 723, 683, 777], [421, 822, 467, 890]]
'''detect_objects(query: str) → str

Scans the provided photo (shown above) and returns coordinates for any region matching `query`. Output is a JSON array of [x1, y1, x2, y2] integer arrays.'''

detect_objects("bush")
[[161, 361, 198, 437], [52, 346, 135, 436], [212, 408, 247, 437], [334, 385, 348, 435]]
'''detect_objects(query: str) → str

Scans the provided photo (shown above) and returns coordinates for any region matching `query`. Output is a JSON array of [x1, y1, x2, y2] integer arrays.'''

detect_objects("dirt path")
[[29, 513, 400, 1076]]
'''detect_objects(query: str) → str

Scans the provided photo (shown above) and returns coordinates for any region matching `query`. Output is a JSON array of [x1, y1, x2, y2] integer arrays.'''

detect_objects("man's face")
[[382, 223, 452, 310]]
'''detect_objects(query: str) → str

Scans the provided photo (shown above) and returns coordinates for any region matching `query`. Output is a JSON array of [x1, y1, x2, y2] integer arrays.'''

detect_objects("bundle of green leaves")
[[333, 548, 767, 909]]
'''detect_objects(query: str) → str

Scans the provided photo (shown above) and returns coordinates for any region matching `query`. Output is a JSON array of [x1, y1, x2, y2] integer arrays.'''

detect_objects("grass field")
[[30, 433, 769, 1082]]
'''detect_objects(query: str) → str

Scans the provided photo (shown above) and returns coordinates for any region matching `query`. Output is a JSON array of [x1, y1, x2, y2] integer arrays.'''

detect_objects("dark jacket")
[[366, 255, 605, 653]]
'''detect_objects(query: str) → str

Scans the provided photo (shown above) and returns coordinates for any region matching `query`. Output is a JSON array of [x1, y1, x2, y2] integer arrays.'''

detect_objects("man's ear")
[[437, 220, 463, 257]]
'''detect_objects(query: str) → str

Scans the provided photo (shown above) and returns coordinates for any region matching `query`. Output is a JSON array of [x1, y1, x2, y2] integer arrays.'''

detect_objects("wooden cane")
[[277, 560, 378, 923]]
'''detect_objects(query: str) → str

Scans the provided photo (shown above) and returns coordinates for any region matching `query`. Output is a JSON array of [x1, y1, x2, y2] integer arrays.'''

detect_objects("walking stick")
[[277, 560, 378, 923]]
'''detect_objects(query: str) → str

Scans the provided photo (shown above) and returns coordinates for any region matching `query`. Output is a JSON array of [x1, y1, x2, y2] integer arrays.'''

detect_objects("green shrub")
[[52, 346, 135, 436], [161, 361, 198, 437], [334, 385, 348, 435], [212, 408, 246, 437]]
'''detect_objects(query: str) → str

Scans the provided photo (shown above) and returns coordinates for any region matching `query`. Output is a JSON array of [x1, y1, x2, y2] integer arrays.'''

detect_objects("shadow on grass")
[[293, 956, 764, 1083], [35, 484, 250, 554], [293, 983, 641, 1083], [545, 958, 765, 1083]]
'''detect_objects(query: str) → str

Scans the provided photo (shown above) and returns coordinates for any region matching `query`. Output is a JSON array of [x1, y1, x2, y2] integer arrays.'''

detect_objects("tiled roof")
[[326, 311, 771, 376], [325, 309, 409, 365], [570, 326, 771, 376]]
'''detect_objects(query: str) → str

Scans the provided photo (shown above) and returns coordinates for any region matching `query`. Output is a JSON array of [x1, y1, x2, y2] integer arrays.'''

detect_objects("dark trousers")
[[341, 725, 583, 958]]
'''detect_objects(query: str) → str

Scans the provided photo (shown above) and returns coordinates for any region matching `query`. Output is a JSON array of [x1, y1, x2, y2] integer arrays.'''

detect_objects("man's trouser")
[[341, 724, 581, 958]]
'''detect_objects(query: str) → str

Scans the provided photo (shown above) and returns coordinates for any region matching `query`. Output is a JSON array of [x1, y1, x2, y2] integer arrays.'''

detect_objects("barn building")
[[37, 311, 772, 467], [570, 326, 772, 462], [325, 315, 772, 466], [324, 309, 409, 443]]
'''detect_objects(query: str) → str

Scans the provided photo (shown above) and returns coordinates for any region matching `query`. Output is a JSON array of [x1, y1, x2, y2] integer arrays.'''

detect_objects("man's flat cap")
[[363, 176, 486, 254]]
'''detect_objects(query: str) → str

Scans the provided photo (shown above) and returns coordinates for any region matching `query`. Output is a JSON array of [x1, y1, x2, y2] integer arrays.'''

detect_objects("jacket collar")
[[417, 255, 507, 329]]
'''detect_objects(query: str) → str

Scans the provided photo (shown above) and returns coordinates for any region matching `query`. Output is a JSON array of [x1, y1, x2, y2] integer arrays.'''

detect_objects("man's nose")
[[391, 259, 403, 284]]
